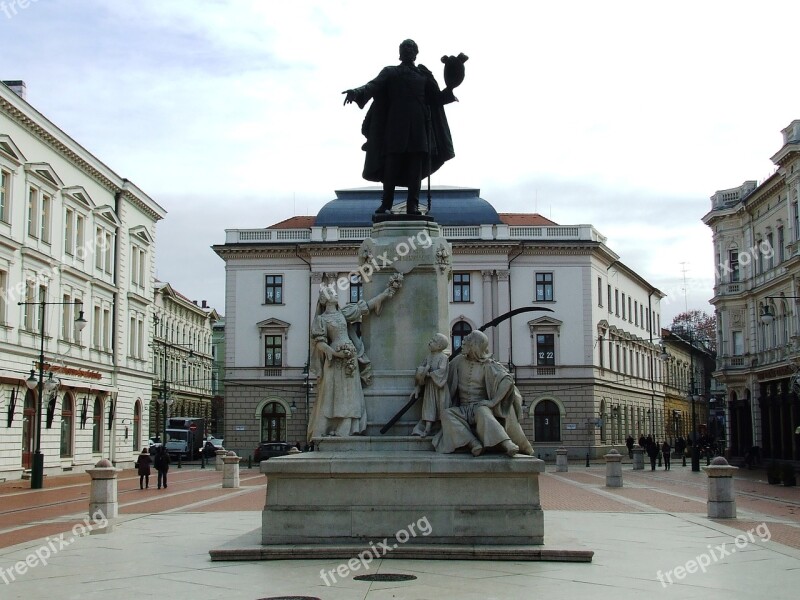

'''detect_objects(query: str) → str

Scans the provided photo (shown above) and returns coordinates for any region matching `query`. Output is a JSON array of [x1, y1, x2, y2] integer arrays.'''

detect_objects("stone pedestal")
[[215, 449, 226, 472], [260, 448, 544, 547], [605, 449, 623, 487], [556, 447, 568, 472], [222, 451, 241, 488], [632, 447, 644, 470], [702, 457, 738, 518], [358, 220, 451, 435], [86, 459, 119, 533]]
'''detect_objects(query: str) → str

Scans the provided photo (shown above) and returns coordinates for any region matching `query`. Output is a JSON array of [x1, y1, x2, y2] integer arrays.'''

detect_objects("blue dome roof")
[[315, 187, 502, 227]]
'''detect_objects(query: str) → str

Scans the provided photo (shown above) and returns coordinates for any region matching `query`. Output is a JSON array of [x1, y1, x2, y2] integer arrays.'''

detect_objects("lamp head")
[[25, 369, 37, 390]]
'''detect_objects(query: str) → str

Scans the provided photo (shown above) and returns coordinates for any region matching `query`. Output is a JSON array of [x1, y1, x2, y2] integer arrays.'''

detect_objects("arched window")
[[60, 393, 74, 458], [92, 396, 103, 453], [260, 401, 286, 442], [534, 400, 560, 442], [21, 389, 36, 469], [133, 401, 141, 451], [451, 321, 472, 351]]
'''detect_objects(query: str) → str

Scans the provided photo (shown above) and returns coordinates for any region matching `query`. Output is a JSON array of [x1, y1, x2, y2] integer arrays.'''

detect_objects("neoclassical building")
[[214, 187, 666, 459], [703, 119, 800, 461], [149, 282, 219, 441], [0, 80, 166, 480]]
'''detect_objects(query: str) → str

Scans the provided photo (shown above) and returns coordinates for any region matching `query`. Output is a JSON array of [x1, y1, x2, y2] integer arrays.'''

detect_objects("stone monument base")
[[209, 444, 591, 562]]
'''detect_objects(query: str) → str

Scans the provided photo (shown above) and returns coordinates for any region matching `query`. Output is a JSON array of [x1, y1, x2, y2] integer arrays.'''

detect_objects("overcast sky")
[[3, 0, 799, 324]]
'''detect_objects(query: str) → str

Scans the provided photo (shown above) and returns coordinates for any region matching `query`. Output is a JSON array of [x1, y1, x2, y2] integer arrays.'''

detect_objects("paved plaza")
[[0, 463, 798, 599]]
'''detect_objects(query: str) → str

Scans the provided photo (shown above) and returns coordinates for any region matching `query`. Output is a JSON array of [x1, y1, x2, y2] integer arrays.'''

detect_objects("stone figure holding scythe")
[[343, 39, 468, 215]]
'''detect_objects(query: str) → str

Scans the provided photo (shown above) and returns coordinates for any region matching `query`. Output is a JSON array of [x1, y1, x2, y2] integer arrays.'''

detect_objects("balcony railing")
[[225, 224, 605, 244]]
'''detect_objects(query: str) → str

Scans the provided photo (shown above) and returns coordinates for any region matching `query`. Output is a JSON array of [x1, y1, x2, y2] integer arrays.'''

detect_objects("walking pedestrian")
[[626, 435, 634, 459], [154, 446, 170, 489], [135, 447, 152, 489], [661, 440, 671, 471], [646, 440, 658, 471]]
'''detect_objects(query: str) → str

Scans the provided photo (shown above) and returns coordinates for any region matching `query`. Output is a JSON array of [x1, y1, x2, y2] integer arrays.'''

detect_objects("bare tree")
[[670, 310, 717, 352]]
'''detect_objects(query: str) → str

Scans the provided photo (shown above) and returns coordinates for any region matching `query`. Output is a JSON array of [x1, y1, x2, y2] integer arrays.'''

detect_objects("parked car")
[[253, 441, 293, 462], [203, 436, 225, 449]]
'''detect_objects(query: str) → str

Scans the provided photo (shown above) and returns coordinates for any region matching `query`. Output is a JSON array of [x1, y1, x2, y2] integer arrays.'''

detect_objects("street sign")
[[189, 423, 197, 432]]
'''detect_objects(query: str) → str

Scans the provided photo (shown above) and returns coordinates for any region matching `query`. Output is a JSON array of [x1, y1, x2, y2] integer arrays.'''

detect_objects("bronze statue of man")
[[343, 39, 458, 216]]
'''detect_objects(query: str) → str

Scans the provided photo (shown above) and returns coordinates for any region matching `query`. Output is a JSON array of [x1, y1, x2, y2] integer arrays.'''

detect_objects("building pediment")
[[0, 134, 26, 165], [129, 225, 154, 245], [93, 205, 121, 227], [257, 318, 290, 330], [62, 186, 96, 210], [24, 162, 64, 189], [528, 316, 563, 328]]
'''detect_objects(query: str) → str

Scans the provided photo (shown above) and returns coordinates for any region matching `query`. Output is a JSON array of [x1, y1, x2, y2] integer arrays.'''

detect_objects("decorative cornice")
[[0, 97, 163, 222]]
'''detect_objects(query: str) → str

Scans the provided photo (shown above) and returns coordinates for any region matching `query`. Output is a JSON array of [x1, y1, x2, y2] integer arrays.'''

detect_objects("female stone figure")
[[307, 276, 402, 440]]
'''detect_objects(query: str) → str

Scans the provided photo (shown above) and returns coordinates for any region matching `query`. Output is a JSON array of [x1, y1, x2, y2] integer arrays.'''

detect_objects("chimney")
[[201, 300, 208, 309], [2, 80, 26, 100], [192, 300, 198, 306]]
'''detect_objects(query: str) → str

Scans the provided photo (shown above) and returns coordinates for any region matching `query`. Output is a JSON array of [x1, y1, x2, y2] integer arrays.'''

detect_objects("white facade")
[[214, 188, 666, 459], [0, 81, 166, 480], [704, 119, 800, 461]]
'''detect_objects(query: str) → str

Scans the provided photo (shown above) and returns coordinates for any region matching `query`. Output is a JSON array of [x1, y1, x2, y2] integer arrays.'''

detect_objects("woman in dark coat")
[[154, 446, 170, 489], [135, 447, 152, 489]]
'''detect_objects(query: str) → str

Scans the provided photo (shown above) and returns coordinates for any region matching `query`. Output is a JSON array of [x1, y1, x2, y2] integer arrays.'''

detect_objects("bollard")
[[702, 456, 738, 518], [177, 453, 182, 469], [585, 453, 590, 467], [605, 449, 623, 487], [215, 449, 227, 471], [248, 455, 252, 469], [222, 451, 241, 488], [86, 459, 120, 534], [201, 454, 206, 469], [556, 447, 568, 472], [632, 447, 644, 470]]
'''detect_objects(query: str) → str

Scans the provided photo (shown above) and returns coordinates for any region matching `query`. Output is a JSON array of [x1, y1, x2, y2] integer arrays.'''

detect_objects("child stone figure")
[[411, 333, 451, 437]]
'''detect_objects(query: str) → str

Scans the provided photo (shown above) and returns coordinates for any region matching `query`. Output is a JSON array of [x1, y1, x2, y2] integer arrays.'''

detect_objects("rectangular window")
[[104, 232, 113, 274], [64, 208, 74, 256], [95, 228, 103, 270], [75, 214, 85, 256], [129, 316, 136, 356], [37, 284, 46, 333], [778, 227, 785, 264], [729, 250, 740, 282], [615, 289, 619, 316], [265, 275, 283, 304], [264, 335, 282, 366], [627, 297, 632, 322], [535, 272, 553, 302], [0, 169, 9, 223], [349, 274, 363, 303], [634, 301, 639, 326], [40, 193, 51, 243], [597, 277, 603, 307], [766, 232, 774, 270], [453, 272, 471, 302], [536, 334, 555, 365], [23, 280, 34, 330], [607, 285, 612, 313], [93, 306, 102, 348], [621, 293, 626, 319], [103, 308, 111, 350], [732, 331, 744, 356], [794, 202, 800, 242], [640, 305, 645, 329], [138, 248, 146, 287], [27, 187, 38, 238], [0, 270, 6, 324], [61, 294, 72, 342]]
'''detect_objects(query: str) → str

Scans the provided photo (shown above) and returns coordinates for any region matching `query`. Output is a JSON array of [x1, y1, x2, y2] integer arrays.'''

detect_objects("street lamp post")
[[18, 299, 87, 489]]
